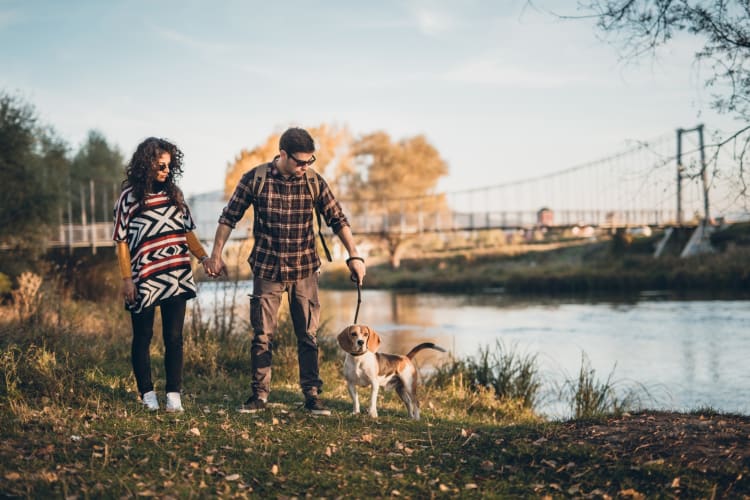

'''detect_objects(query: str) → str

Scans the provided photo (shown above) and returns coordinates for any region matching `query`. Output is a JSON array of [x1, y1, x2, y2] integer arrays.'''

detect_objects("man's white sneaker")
[[165, 392, 184, 413], [141, 391, 159, 411]]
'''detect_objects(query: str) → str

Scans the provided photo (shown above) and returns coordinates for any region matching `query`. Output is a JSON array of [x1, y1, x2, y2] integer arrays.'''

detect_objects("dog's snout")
[[357, 339, 365, 346]]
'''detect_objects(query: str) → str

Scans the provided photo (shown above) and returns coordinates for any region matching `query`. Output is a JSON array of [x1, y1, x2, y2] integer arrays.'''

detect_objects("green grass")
[[1, 291, 748, 498]]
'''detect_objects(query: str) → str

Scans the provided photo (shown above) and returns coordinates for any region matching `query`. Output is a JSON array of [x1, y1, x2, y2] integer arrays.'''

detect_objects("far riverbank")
[[320, 225, 750, 295]]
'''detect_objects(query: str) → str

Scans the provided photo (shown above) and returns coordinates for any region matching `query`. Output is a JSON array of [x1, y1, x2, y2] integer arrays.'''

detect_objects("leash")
[[347, 257, 365, 324], [353, 282, 362, 324]]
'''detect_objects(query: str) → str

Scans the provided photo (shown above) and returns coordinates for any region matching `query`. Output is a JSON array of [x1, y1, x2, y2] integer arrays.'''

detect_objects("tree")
[[0, 93, 70, 254], [351, 132, 449, 268], [70, 130, 125, 222], [562, 0, 750, 195]]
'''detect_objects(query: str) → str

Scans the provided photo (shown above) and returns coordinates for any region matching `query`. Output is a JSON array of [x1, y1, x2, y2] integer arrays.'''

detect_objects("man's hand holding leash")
[[347, 256, 366, 286]]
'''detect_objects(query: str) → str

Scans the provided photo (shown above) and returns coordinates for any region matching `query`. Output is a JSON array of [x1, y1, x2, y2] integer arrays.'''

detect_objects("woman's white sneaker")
[[141, 391, 159, 411], [165, 392, 184, 413]]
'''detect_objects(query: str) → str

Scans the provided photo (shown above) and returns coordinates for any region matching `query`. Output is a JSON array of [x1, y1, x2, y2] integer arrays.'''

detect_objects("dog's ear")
[[337, 327, 353, 352], [365, 326, 381, 352]]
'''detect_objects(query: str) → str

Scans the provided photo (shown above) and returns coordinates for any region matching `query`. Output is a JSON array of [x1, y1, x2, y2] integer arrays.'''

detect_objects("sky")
[[0, 0, 741, 197]]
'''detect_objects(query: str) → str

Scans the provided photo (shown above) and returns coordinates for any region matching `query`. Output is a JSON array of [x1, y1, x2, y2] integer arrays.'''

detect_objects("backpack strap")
[[252, 164, 332, 262], [305, 168, 333, 262], [251, 164, 268, 199]]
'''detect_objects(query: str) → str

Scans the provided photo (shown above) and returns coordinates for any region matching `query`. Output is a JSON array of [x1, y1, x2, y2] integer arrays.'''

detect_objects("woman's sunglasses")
[[155, 162, 170, 172]]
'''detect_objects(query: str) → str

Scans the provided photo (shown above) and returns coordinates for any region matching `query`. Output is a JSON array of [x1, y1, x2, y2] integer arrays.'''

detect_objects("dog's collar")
[[349, 350, 367, 357]]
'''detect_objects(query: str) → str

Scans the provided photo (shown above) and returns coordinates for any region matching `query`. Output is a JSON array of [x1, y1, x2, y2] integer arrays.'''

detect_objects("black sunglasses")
[[155, 162, 169, 172], [287, 152, 316, 167]]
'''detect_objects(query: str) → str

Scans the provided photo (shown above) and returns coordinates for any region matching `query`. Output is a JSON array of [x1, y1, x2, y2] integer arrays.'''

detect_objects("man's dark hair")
[[279, 127, 315, 155]]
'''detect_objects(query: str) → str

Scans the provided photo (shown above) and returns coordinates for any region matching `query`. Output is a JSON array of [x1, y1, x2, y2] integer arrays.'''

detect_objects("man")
[[206, 127, 366, 415]]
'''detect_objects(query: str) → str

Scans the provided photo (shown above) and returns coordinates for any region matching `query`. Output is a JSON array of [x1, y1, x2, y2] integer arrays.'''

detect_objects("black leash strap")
[[353, 282, 362, 324], [347, 256, 365, 324]]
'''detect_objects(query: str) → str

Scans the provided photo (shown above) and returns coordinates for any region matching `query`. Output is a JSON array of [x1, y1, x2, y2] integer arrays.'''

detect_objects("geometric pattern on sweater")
[[113, 186, 197, 313]]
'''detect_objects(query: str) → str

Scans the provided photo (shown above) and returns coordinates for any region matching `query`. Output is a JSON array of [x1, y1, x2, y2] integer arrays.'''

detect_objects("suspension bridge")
[[46, 125, 749, 254]]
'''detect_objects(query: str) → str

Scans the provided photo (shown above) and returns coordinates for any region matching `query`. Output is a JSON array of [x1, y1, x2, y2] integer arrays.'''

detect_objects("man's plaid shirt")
[[218, 162, 350, 282]]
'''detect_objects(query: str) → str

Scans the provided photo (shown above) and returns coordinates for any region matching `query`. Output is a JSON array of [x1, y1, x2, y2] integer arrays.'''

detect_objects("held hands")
[[203, 256, 227, 278], [346, 256, 366, 286]]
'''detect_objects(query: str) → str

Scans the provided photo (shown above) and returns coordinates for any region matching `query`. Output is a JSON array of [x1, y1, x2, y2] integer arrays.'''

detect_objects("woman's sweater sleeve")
[[186, 231, 208, 260], [116, 241, 132, 279]]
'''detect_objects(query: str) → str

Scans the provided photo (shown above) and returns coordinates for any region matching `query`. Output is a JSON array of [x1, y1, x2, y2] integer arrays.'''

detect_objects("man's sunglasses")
[[287, 153, 316, 167]]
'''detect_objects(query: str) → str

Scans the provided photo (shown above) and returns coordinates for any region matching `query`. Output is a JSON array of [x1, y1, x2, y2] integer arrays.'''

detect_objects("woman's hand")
[[123, 278, 136, 305], [204, 256, 227, 278]]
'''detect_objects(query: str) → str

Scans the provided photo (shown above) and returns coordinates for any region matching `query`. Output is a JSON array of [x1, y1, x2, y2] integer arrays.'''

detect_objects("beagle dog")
[[337, 324, 446, 420]]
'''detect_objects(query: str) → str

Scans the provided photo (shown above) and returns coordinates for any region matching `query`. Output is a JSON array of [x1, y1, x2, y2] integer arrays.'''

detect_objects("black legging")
[[130, 295, 187, 396]]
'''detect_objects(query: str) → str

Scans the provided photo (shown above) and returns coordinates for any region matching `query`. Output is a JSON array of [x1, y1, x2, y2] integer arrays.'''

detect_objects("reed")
[[558, 352, 645, 419], [427, 340, 541, 409]]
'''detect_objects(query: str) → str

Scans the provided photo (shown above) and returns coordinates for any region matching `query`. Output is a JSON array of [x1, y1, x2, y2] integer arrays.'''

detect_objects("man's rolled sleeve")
[[317, 176, 350, 234], [218, 170, 255, 229]]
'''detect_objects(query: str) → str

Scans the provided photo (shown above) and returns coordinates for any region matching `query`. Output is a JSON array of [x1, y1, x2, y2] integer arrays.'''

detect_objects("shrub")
[[428, 340, 541, 409]]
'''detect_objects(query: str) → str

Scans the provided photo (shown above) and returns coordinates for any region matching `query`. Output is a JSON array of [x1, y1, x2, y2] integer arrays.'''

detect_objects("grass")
[[1, 278, 748, 498]]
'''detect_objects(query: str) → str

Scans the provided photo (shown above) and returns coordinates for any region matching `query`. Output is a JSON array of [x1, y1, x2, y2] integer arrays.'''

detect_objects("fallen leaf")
[[439, 484, 450, 492], [619, 488, 645, 499], [187, 428, 200, 437], [271, 464, 279, 475], [391, 490, 401, 496], [226, 474, 240, 481], [361, 434, 374, 443], [465, 483, 478, 490], [671, 477, 680, 488], [5, 472, 21, 481], [642, 459, 664, 467]]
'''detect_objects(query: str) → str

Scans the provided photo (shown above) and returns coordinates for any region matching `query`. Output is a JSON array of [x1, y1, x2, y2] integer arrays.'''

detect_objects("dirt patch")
[[560, 411, 750, 473]]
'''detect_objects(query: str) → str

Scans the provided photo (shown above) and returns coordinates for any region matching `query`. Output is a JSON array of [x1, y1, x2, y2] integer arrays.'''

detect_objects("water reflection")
[[195, 281, 750, 418]]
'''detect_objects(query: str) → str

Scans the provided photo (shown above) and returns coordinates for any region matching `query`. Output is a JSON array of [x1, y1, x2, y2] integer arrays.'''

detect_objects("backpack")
[[251, 163, 333, 262]]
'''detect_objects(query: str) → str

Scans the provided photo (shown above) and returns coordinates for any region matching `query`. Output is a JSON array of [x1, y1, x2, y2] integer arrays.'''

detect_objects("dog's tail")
[[406, 343, 447, 359]]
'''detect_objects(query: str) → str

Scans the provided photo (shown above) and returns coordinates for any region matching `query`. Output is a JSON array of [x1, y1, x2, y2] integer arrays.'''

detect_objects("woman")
[[113, 137, 209, 412]]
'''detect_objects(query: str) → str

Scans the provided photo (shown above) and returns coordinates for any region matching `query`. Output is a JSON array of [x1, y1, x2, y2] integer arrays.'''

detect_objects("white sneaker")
[[141, 391, 159, 411], [165, 392, 184, 413]]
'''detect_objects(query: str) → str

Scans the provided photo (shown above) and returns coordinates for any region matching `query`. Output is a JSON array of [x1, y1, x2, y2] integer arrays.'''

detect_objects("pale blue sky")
[[0, 0, 738, 196]]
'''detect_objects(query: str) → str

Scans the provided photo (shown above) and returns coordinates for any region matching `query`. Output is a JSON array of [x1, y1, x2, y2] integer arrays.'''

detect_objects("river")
[[196, 281, 750, 419]]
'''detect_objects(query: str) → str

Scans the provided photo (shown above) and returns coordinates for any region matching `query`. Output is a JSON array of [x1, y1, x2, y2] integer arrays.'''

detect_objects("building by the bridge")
[[537, 207, 553, 227]]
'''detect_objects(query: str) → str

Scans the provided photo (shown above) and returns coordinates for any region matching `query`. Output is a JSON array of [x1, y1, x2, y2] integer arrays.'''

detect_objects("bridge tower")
[[676, 124, 710, 226]]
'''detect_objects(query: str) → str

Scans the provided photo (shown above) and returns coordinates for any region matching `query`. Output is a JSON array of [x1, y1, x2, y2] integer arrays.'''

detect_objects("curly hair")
[[123, 137, 185, 212]]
